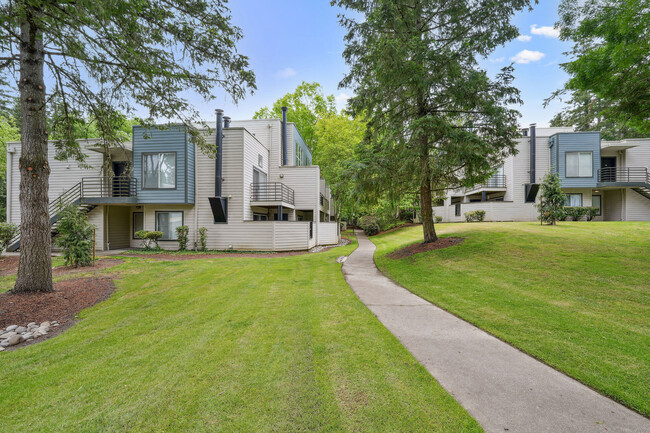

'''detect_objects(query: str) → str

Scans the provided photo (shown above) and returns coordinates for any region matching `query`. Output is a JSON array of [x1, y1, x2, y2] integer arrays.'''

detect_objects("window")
[[155, 211, 183, 240], [566, 152, 593, 177], [132, 212, 144, 239], [565, 193, 582, 207], [143, 152, 176, 189], [455, 203, 461, 217], [258, 154, 263, 168], [253, 213, 268, 221], [592, 195, 602, 216]]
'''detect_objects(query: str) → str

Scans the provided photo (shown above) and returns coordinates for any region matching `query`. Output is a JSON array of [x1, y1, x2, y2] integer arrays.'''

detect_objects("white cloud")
[[489, 56, 505, 63], [517, 35, 532, 42], [510, 50, 546, 64], [530, 24, 560, 38], [274, 67, 297, 79], [335, 92, 351, 110]]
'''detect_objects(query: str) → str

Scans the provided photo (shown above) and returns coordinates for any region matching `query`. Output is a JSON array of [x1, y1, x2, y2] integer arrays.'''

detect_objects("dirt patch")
[[0, 256, 19, 276], [0, 257, 123, 277], [387, 237, 464, 259], [0, 276, 115, 350], [374, 223, 420, 236]]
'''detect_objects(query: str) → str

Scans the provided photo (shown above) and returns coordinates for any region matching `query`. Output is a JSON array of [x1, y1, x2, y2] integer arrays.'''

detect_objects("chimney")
[[223, 116, 231, 129], [529, 123, 536, 184], [281, 106, 288, 166], [209, 109, 228, 223]]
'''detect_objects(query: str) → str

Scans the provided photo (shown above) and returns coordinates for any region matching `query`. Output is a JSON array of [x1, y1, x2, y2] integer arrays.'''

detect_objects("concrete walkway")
[[342, 231, 650, 433]]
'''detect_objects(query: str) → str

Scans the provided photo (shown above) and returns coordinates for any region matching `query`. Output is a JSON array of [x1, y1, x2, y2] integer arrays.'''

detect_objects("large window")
[[566, 152, 593, 178], [143, 152, 176, 189], [132, 212, 144, 239], [565, 193, 582, 207], [592, 195, 602, 216], [155, 211, 183, 240]]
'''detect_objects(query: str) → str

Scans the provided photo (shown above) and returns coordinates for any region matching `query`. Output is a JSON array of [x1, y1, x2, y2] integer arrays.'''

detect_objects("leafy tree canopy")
[[333, 0, 533, 242], [550, 0, 649, 132], [254, 81, 336, 151]]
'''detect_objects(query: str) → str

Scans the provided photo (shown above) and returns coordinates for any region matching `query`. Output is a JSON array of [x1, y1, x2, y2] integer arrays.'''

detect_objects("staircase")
[[632, 184, 650, 200], [6, 182, 96, 252]]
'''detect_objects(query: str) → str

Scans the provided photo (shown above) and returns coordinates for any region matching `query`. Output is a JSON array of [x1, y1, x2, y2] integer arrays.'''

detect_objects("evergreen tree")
[[537, 172, 566, 225]]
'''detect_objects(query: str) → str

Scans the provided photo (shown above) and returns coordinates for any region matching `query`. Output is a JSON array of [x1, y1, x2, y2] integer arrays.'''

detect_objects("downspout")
[[215, 109, 224, 197], [194, 138, 198, 249], [529, 123, 536, 184], [281, 106, 288, 166]]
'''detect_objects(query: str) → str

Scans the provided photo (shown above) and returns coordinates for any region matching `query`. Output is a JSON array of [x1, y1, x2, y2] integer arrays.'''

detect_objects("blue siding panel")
[[549, 132, 601, 188], [133, 125, 195, 204]]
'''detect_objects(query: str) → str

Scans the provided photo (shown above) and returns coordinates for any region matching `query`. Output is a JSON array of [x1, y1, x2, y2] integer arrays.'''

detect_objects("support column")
[[482, 191, 487, 202]]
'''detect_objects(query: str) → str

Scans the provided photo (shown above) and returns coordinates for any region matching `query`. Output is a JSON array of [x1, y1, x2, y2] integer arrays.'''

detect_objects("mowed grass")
[[371, 222, 650, 416], [0, 237, 482, 432]]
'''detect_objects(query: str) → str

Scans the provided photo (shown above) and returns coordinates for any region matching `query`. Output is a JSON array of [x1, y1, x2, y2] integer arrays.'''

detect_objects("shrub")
[[464, 210, 486, 222], [0, 222, 19, 256], [176, 225, 189, 251], [586, 207, 599, 221], [198, 227, 208, 251], [565, 206, 589, 221], [435, 215, 443, 223], [537, 172, 566, 225], [358, 215, 380, 236], [135, 230, 164, 250], [55, 205, 94, 267]]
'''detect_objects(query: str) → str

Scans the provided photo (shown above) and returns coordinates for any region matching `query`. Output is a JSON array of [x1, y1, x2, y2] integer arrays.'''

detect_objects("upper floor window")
[[258, 154, 263, 168], [143, 152, 176, 189], [566, 152, 592, 178]]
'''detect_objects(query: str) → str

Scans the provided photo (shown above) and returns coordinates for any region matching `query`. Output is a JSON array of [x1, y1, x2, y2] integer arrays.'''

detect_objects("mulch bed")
[[0, 276, 116, 351], [387, 237, 464, 259], [0, 257, 123, 277]]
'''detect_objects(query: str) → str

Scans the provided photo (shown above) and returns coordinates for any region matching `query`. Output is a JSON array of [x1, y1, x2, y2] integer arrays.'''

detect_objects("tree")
[[54, 204, 94, 268], [334, 0, 532, 243], [0, 1, 255, 292], [549, 0, 650, 132], [537, 172, 566, 225], [550, 90, 650, 140], [254, 82, 335, 151]]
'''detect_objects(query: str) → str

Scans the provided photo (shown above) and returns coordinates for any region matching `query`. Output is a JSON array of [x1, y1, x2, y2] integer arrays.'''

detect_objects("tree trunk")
[[14, 14, 53, 293], [419, 144, 438, 244]]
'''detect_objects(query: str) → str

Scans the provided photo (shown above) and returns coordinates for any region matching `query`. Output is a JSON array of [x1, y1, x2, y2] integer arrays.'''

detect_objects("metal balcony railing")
[[250, 182, 295, 205], [81, 176, 137, 197], [598, 167, 649, 184], [464, 175, 506, 193]]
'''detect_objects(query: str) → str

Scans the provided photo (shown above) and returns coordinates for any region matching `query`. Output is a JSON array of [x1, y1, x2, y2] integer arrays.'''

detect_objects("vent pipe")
[[223, 116, 231, 129], [529, 123, 536, 184], [281, 106, 288, 166], [215, 109, 224, 197]]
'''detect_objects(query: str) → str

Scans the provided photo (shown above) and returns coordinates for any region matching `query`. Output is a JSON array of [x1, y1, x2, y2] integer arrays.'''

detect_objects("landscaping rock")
[[7, 334, 23, 346], [0, 340, 9, 347], [22, 332, 33, 340], [39, 321, 51, 329], [15, 326, 27, 334], [0, 332, 16, 340], [0, 346, 4, 352], [6, 325, 17, 332]]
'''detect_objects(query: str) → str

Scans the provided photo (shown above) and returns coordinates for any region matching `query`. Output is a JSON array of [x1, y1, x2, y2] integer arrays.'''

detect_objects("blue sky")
[[200, 0, 571, 128]]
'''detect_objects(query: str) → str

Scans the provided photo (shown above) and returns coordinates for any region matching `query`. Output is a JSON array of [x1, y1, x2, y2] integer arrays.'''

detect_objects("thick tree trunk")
[[14, 15, 53, 292], [419, 145, 438, 244]]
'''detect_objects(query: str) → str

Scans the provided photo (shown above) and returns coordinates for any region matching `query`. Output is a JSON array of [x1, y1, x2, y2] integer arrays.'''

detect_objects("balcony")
[[79, 176, 138, 204], [465, 175, 506, 194], [598, 167, 649, 185], [251, 182, 295, 206]]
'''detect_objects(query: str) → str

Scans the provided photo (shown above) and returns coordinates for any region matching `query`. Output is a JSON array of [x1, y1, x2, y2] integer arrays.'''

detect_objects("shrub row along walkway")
[[341, 231, 649, 433]]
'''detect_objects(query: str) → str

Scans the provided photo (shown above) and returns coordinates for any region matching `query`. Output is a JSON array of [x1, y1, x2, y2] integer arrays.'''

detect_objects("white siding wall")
[[87, 206, 105, 252], [242, 131, 271, 221], [318, 222, 339, 245], [625, 189, 650, 221], [434, 201, 539, 222], [6, 139, 104, 224]]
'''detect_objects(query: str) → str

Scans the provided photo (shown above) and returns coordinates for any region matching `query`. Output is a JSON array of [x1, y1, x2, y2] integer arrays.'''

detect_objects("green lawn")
[[0, 236, 482, 432], [371, 222, 650, 416]]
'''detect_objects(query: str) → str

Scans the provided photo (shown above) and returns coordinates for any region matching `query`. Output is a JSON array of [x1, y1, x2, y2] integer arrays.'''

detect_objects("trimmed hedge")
[[464, 210, 486, 222]]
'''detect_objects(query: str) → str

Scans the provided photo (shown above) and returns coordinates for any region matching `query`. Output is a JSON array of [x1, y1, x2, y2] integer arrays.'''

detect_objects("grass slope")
[[0, 237, 481, 432], [371, 222, 650, 416]]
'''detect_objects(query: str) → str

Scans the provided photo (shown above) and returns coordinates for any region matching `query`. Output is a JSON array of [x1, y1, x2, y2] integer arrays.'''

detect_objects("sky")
[[195, 0, 572, 128]]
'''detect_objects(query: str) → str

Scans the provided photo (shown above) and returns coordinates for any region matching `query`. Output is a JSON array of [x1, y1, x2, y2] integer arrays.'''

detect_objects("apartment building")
[[433, 126, 650, 222], [6, 108, 340, 252]]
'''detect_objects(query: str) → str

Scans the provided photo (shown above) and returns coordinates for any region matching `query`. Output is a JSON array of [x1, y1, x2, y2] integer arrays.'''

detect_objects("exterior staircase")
[[632, 184, 650, 200], [6, 182, 96, 252]]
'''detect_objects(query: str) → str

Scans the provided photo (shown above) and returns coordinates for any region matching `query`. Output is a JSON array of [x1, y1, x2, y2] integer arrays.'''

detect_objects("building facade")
[[433, 126, 650, 222], [6, 109, 339, 252]]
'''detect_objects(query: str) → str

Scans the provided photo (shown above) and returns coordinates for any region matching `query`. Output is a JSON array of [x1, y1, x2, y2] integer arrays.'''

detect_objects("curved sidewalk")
[[342, 230, 649, 433]]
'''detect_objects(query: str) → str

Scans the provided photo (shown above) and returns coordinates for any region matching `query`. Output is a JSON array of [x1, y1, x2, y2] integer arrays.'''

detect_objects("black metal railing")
[[250, 182, 295, 205], [598, 167, 649, 183], [465, 175, 506, 192], [81, 176, 137, 197]]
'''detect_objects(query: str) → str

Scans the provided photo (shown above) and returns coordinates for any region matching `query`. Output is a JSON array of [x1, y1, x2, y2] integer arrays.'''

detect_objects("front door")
[[601, 157, 616, 182], [112, 161, 128, 197]]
